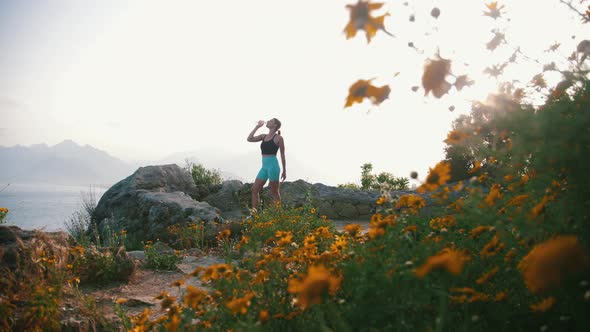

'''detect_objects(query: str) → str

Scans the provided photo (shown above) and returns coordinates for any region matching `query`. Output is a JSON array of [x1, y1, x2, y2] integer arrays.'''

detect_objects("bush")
[[0, 207, 7, 224], [71, 245, 136, 285], [185, 160, 224, 200], [143, 241, 183, 271], [361, 163, 409, 191], [64, 187, 100, 247]]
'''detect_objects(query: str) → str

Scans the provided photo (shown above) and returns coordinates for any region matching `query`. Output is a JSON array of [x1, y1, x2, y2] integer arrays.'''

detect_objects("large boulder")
[[202, 180, 244, 212], [94, 164, 222, 243]]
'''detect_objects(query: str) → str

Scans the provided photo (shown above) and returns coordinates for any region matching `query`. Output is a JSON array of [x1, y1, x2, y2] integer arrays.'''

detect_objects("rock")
[[177, 255, 226, 275], [200, 178, 467, 221], [127, 250, 146, 261], [202, 180, 244, 211], [94, 164, 223, 243]]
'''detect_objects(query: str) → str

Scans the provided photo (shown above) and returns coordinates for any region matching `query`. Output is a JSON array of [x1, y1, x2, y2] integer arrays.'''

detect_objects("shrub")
[[71, 245, 136, 285], [185, 161, 224, 200], [361, 163, 409, 191], [143, 241, 183, 271], [0, 207, 7, 224]]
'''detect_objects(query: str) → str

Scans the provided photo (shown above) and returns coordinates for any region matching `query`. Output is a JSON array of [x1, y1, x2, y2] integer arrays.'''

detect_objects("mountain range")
[[0, 140, 136, 187], [0, 140, 324, 187]]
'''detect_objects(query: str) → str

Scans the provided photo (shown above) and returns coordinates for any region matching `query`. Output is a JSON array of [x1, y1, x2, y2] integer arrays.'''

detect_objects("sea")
[[0, 183, 108, 232]]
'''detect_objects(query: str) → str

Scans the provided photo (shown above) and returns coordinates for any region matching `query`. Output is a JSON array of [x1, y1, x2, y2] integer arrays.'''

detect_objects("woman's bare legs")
[[268, 181, 281, 206], [251, 178, 267, 211]]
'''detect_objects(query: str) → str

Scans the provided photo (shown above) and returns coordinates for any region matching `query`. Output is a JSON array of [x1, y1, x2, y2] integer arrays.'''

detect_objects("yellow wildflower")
[[467, 160, 482, 174], [507, 194, 529, 206], [314, 226, 333, 239], [518, 235, 589, 293], [484, 184, 502, 206], [529, 195, 551, 219], [115, 298, 128, 305], [395, 194, 426, 213], [276, 231, 293, 246], [469, 225, 493, 239], [417, 161, 451, 193], [450, 287, 489, 303], [481, 235, 505, 257], [344, 223, 362, 236], [330, 235, 348, 253], [476, 266, 499, 284], [414, 248, 470, 277], [494, 291, 507, 302], [226, 292, 255, 315], [183, 285, 208, 309], [530, 297, 556, 312], [251, 270, 271, 285], [429, 215, 457, 230], [201, 263, 232, 282], [259, 310, 270, 322], [402, 225, 417, 233], [444, 130, 470, 145], [217, 229, 231, 241], [368, 214, 396, 239], [287, 265, 342, 309]]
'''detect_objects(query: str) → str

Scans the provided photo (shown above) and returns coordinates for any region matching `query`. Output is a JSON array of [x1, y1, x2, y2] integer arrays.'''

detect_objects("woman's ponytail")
[[277, 130, 281, 135]]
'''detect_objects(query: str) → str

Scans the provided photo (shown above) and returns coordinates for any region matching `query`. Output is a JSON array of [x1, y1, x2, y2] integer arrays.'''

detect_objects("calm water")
[[0, 184, 108, 231]]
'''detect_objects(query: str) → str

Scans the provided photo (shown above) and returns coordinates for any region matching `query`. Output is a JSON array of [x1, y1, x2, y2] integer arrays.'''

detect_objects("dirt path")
[[74, 252, 226, 327]]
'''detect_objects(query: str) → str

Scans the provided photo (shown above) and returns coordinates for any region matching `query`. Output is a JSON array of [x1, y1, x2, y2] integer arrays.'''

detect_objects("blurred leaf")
[[422, 56, 452, 98], [344, 0, 393, 43], [513, 88, 525, 101], [454, 75, 475, 91], [531, 73, 547, 89], [486, 32, 505, 51], [484, 63, 508, 78], [543, 62, 557, 71], [509, 48, 519, 62], [546, 42, 561, 52], [345, 79, 391, 108], [483, 2, 505, 19]]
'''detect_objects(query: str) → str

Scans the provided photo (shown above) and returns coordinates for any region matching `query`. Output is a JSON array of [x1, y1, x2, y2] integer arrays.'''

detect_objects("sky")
[[1, 0, 588, 186]]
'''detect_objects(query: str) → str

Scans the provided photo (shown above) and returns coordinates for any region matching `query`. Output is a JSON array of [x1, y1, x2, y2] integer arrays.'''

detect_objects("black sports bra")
[[260, 134, 279, 155]]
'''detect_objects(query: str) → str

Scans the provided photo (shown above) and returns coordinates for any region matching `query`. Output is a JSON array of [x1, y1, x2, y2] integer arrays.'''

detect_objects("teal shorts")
[[256, 156, 280, 182]]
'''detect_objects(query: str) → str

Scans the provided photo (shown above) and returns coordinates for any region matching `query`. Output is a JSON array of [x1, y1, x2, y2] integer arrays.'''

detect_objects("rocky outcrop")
[[208, 179, 433, 220], [94, 164, 222, 243]]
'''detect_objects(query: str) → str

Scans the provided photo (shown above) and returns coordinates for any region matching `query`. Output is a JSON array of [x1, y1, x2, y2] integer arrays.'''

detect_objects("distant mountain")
[[0, 140, 137, 187]]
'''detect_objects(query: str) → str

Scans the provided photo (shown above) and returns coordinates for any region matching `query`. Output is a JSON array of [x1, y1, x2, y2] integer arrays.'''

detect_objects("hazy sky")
[[1, 0, 588, 186]]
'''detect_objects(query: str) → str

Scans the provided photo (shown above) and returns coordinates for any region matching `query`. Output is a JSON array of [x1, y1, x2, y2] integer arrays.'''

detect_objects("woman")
[[247, 118, 286, 211]]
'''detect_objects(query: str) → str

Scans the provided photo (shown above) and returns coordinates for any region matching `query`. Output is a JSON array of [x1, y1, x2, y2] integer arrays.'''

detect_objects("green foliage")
[[167, 221, 207, 250], [185, 161, 223, 200], [143, 241, 182, 271], [191, 163, 223, 187], [72, 245, 136, 285], [338, 163, 410, 191], [0, 208, 7, 224], [65, 187, 101, 247], [361, 163, 410, 191], [337, 182, 361, 190]]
